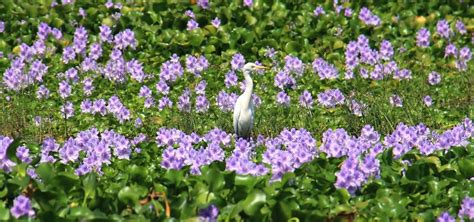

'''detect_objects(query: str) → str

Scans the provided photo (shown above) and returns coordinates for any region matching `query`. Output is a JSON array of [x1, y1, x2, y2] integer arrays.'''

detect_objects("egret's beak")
[[255, 65, 268, 70]]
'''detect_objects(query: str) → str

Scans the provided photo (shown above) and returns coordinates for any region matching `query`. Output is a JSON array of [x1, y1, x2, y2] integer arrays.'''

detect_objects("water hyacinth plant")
[[0, 0, 472, 221]]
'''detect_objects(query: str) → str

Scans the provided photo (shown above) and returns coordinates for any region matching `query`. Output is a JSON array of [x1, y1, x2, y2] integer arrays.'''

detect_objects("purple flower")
[[393, 68, 412, 80], [224, 70, 238, 88], [158, 96, 173, 111], [359, 7, 381, 26], [134, 118, 143, 128], [299, 90, 313, 109], [389, 95, 403, 107], [0, 21, 4, 33], [34, 116, 42, 126], [37, 85, 50, 99], [459, 46, 472, 61], [197, 0, 209, 9], [284, 55, 305, 76], [186, 55, 209, 75], [444, 44, 457, 58], [195, 95, 210, 113], [312, 58, 339, 80], [61, 101, 75, 119], [143, 97, 155, 109], [187, 19, 199, 31], [458, 196, 474, 220], [334, 155, 372, 194], [10, 195, 35, 219], [19, 43, 34, 61], [79, 8, 87, 17], [16, 146, 32, 164], [195, 80, 207, 95], [276, 91, 290, 106], [416, 28, 430, 48], [455, 20, 467, 35], [51, 28, 62, 40], [379, 40, 394, 60], [105, 0, 113, 8], [344, 8, 353, 17], [59, 80, 72, 99], [231, 53, 245, 70], [216, 91, 238, 112], [37, 22, 50, 40], [185, 10, 195, 19], [112, 12, 122, 20], [211, 17, 221, 28], [455, 60, 468, 71], [313, 6, 325, 16], [89, 43, 102, 60], [126, 59, 146, 82], [82, 77, 94, 96], [107, 96, 131, 123], [199, 205, 219, 222], [178, 89, 191, 112], [80, 99, 93, 113], [265, 47, 276, 59], [93, 99, 107, 116], [139, 85, 152, 98], [62, 46, 76, 64], [0, 136, 16, 172], [317, 89, 345, 108], [159, 55, 184, 82], [32, 40, 46, 55], [436, 19, 452, 39], [437, 212, 455, 222], [114, 29, 137, 50], [243, 0, 253, 7], [428, 71, 441, 85], [114, 2, 122, 9], [423, 95, 433, 107], [252, 94, 262, 107], [155, 80, 170, 95], [27, 168, 39, 180], [99, 25, 113, 43], [61, 0, 74, 5], [73, 26, 88, 54], [350, 99, 364, 116], [65, 67, 79, 82]]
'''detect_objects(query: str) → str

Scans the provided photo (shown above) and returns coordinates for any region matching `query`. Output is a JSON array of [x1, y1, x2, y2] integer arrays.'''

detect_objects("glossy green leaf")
[[241, 189, 267, 216]]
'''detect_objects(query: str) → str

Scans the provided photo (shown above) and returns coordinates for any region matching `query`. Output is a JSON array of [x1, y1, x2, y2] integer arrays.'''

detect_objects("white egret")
[[233, 63, 268, 138]]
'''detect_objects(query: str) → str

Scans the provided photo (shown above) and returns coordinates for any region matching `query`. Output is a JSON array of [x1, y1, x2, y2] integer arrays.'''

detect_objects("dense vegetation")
[[0, 0, 473, 221]]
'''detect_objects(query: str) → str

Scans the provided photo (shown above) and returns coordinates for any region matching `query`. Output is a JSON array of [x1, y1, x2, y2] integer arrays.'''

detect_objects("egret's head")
[[242, 63, 268, 73]]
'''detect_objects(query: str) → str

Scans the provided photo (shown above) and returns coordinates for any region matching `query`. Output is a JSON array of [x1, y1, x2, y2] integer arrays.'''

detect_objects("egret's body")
[[233, 63, 266, 138]]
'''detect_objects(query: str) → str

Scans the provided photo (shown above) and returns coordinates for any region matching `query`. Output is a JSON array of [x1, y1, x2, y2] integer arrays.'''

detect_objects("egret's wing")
[[249, 99, 255, 131], [233, 99, 241, 136]]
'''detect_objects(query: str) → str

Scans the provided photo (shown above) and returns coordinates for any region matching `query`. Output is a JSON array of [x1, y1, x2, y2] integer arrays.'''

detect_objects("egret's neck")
[[242, 70, 253, 109]]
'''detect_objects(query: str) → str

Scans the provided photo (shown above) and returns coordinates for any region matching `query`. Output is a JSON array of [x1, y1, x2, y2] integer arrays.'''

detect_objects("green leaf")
[[83, 173, 97, 199], [118, 186, 136, 204], [6, 137, 22, 162], [118, 186, 145, 204], [234, 175, 259, 190], [69, 207, 93, 219], [204, 167, 225, 192], [129, 164, 147, 179], [241, 189, 267, 216], [284, 41, 302, 53], [36, 163, 55, 184], [0, 207, 9, 220], [189, 30, 205, 47], [0, 187, 7, 198], [458, 157, 474, 178]]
